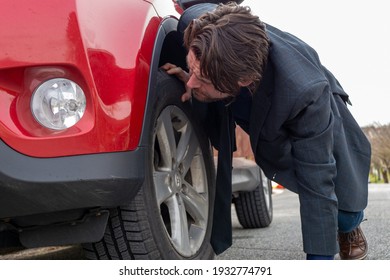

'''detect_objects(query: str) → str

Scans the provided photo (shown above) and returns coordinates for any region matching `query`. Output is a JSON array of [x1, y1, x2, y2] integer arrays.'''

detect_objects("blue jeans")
[[338, 210, 364, 233], [306, 210, 364, 260]]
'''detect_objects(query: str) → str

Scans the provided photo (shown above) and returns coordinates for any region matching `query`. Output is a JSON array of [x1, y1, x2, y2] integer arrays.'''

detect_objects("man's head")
[[183, 2, 269, 102]]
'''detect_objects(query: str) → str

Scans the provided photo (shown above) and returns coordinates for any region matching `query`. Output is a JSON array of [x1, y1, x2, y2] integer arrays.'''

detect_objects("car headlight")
[[31, 78, 86, 130]]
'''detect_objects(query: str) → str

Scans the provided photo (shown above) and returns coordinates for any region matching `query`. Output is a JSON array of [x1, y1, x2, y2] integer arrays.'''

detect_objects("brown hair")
[[184, 2, 269, 95]]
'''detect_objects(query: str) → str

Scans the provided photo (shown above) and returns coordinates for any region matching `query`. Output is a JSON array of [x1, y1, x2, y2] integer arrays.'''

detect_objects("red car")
[[0, 0, 271, 259]]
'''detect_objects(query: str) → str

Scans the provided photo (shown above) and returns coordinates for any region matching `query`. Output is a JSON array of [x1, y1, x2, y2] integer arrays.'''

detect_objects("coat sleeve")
[[286, 81, 339, 255]]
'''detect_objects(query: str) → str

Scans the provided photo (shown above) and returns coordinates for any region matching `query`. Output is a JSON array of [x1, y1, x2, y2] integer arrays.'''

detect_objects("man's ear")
[[238, 79, 253, 87]]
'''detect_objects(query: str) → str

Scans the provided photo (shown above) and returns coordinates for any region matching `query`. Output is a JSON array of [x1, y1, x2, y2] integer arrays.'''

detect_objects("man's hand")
[[160, 63, 192, 102]]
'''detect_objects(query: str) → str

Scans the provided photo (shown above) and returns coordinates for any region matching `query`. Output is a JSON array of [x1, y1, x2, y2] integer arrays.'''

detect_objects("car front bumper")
[[0, 139, 146, 218]]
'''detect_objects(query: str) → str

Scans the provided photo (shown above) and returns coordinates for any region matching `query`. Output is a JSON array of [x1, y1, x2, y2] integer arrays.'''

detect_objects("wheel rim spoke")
[[156, 108, 177, 168], [154, 170, 174, 205], [180, 181, 208, 224], [177, 125, 199, 175], [176, 122, 191, 162], [168, 195, 191, 255]]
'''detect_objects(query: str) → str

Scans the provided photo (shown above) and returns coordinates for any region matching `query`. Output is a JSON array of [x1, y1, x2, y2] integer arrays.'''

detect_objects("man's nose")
[[187, 74, 200, 89]]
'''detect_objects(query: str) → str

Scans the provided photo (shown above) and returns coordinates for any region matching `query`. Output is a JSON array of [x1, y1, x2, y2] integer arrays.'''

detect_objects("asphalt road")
[[1, 184, 389, 260], [218, 183, 390, 260]]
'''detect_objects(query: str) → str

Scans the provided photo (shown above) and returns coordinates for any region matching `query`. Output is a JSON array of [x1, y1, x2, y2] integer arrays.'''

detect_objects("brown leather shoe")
[[338, 226, 368, 260]]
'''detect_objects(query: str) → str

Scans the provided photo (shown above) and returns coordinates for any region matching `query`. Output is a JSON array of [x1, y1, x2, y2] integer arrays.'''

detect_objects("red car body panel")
[[0, 0, 179, 157], [0, 0, 252, 251]]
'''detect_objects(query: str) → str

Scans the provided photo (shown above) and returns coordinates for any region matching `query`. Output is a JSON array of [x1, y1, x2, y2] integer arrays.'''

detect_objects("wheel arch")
[[138, 17, 188, 147]]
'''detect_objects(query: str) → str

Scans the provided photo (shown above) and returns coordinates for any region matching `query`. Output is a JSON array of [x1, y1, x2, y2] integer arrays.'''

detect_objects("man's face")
[[186, 49, 232, 103]]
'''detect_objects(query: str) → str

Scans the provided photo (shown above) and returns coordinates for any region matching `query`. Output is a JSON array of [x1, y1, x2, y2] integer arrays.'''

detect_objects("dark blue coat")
[[248, 24, 371, 255]]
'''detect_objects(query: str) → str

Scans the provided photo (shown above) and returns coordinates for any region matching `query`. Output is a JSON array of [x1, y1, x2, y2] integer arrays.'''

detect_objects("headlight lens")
[[31, 78, 86, 130]]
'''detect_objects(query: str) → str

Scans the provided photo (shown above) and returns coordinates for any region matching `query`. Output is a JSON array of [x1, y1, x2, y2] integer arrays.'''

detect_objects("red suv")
[[0, 0, 272, 259]]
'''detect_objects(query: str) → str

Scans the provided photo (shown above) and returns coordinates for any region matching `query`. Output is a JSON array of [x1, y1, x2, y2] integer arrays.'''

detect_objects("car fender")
[[0, 0, 166, 157]]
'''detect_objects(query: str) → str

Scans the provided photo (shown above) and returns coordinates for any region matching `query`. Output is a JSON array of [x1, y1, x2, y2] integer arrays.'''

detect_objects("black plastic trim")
[[19, 210, 110, 248], [0, 139, 146, 218], [139, 17, 179, 147]]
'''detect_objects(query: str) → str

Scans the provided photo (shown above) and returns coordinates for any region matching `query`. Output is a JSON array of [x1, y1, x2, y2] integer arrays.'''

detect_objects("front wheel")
[[83, 70, 215, 259]]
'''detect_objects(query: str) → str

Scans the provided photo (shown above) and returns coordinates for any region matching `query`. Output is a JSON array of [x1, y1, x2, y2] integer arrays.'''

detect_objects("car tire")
[[233, 169, 273, 228], [83, 70, 215, 259]]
